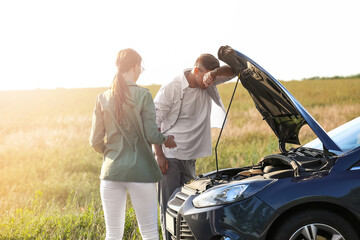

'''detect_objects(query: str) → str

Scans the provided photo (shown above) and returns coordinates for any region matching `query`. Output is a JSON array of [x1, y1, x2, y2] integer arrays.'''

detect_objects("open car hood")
[[218, 46, 341, 152]]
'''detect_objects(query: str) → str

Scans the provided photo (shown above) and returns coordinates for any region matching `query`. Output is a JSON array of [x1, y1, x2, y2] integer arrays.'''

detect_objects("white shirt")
[[154, 69, 234, 160], [163, 86, 212, 159]]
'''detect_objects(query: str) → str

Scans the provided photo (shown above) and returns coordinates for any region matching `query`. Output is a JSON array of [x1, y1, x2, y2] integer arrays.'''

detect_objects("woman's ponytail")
[[110, 49, 142, 124]]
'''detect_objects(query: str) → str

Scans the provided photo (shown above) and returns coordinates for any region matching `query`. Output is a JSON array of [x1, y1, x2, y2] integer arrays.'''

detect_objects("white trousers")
[[100, 180, 159, 240]]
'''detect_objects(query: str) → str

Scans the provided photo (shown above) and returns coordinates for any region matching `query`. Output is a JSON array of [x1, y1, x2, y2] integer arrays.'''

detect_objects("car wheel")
[[270, 209, 358, 240]]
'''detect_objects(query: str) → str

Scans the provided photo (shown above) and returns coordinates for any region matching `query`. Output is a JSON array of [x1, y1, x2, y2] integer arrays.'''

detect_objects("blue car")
[[165, 46, 360, 240]]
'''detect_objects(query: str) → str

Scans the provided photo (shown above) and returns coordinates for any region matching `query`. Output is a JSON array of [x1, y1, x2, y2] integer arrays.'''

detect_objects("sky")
[[0, 0, 359, 90]]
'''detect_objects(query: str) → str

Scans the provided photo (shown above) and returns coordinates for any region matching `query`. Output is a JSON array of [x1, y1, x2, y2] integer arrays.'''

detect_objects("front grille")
[[179, 217, 195, 239], [167, 190, 196, 239]]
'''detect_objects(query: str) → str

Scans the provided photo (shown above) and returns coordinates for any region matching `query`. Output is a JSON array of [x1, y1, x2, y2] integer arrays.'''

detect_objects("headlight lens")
[[193, 179, 274, 208]]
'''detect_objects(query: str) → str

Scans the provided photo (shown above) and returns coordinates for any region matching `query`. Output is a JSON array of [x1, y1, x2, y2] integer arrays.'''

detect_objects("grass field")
[[0, 78, 359, 239]]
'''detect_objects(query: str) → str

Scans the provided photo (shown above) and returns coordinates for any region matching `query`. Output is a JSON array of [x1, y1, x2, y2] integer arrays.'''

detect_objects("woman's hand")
[[164, 135, 176, 148]]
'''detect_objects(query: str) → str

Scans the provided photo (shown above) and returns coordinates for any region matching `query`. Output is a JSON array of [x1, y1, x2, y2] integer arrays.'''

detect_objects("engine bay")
[[184, 147, 335, 193]]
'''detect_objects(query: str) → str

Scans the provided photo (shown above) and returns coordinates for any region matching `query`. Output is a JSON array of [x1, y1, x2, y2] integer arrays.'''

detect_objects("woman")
[[89, 48, 176, 240]]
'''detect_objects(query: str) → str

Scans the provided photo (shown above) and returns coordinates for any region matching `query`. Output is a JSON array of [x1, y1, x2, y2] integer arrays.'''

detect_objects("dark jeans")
[[158, 158, 196, 240]]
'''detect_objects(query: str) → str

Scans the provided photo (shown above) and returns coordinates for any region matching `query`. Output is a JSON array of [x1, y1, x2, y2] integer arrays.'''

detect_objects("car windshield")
[[304, 117, 360, 152]]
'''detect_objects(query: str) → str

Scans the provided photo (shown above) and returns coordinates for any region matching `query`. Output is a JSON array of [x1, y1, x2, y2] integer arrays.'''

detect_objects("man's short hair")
[[195, 54, 220, 71]]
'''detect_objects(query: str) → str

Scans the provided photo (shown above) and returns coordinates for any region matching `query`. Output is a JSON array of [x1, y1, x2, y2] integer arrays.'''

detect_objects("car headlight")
[[193, 179, 275, 208]]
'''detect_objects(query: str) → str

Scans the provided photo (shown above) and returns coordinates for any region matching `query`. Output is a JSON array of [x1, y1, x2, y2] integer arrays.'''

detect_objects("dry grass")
[[0, 78, 359, 239]]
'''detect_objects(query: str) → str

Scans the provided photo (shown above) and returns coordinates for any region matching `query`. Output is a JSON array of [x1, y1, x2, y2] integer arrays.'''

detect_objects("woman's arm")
[[89, 97, 105, 153]]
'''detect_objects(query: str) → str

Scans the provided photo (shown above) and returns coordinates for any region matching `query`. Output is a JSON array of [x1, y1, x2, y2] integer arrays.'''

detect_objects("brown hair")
[[195, 54, 220, 71], [110, 48, 142, 124]]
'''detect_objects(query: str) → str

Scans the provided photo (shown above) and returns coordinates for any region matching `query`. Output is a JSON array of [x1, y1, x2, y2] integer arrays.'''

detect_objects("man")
[[154, 53, 235, 239]]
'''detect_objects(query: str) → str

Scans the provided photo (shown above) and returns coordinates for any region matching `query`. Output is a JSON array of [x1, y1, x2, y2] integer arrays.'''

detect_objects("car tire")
[[269, 209, 358, 240]]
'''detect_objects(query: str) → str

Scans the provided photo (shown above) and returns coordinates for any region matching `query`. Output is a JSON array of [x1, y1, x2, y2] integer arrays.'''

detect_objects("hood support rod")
[[215, 74, 241, 173]]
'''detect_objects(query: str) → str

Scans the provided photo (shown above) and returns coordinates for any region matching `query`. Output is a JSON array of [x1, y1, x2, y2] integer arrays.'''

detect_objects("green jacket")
[[89, 81, 165, 182]]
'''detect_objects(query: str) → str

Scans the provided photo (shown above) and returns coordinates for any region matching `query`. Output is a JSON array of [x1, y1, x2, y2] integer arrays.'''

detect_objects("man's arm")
[[153, 83, 176, 175], [203, 65, 235, 87]]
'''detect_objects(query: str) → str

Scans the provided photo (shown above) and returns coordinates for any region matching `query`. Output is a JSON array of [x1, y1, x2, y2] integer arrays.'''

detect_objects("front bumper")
[[166, 188, 275, 240]]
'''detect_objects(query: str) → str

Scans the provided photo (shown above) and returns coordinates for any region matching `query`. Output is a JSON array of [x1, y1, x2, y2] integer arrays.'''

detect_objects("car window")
[[304, 117, 360, 152]]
